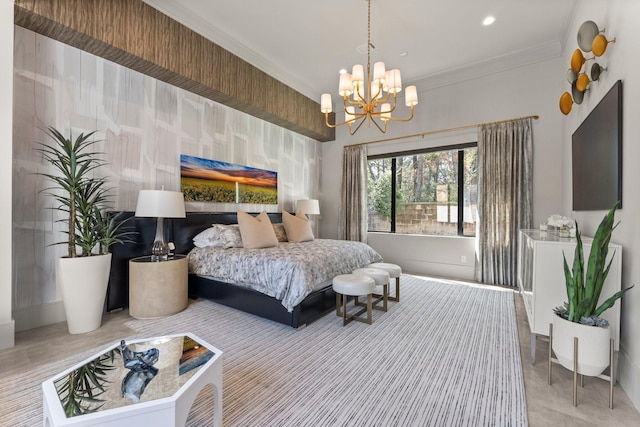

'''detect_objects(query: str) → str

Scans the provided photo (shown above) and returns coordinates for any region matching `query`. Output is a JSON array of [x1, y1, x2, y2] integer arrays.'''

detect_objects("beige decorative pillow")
[[282, 210, 314, 243], [237, 210, 279, 249]]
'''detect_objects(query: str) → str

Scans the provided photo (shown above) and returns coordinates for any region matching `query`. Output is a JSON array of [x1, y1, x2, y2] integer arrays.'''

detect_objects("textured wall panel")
[[12, 27, 321, 310]]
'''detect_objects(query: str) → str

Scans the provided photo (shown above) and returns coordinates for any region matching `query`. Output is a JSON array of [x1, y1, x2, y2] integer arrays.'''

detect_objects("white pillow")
[[237, 210, 279, 249], [193, 227, 224, 248], [282, 210, 314, 243]]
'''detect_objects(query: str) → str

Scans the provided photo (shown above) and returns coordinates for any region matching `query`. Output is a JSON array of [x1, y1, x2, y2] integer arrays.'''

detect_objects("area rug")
[[0, 275, 527, 426]]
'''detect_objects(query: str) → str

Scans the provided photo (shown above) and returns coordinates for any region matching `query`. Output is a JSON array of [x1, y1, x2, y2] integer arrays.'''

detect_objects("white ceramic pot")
[[552, 313, 611, 376], [57, 253, 112, 334]]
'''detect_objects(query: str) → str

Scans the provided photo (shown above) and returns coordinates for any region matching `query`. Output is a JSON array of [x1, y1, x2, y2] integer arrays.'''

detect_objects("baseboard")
[[618, 343, 640, 412], [13, 300, 66, 332], [0, 319, 15, 349], [399, 259, 476, 281]]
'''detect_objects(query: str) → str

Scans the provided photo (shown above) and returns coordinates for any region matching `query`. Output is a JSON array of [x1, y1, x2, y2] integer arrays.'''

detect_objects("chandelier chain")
[[367, 0, 371, 76]]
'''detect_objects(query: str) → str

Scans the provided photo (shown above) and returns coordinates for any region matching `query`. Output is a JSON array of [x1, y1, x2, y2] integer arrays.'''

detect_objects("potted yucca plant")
[[37, 127, 130, 334], [552, 201, 633, 376]]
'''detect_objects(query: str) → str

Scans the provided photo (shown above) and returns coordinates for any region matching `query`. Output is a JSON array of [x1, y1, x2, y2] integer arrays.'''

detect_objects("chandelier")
[[320, 0, 418, 135]]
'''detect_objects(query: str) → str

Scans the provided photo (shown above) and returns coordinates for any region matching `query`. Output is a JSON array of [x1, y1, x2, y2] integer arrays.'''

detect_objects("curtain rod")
[[346, 114, 539, 147]]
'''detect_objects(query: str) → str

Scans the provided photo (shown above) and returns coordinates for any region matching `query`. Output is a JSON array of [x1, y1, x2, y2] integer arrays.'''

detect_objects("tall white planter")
[[57, 254, 112, 334], [552, 314, 611, 376]]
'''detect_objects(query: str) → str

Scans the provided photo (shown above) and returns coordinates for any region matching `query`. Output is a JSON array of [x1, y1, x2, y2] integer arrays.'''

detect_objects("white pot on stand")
[[57, 253, 112, 334], [552, 314, 611, 376]]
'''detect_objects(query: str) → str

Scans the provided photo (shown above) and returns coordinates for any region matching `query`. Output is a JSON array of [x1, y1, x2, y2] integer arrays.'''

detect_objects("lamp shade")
[[296, 199, 320, 215], [351, 64, 364, 86], [338, 73, 353, 97], [345, 106, 356, 122], [135, 189, 186, 218], [405, 85, 418, 107], [380, 103, 391, 121], [320, 93, 333, 113]]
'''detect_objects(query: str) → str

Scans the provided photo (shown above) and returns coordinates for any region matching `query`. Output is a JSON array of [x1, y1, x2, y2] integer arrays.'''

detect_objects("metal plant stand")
[[547, 323, 615, 409]]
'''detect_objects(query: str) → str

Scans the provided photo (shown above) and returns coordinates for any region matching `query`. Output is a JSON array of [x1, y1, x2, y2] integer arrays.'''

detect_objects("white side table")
[[129, 255, 188, 319], [42, 333, 223, 426]]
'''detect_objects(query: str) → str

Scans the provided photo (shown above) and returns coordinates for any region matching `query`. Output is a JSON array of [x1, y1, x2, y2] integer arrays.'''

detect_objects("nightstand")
[[129, 255, 188, 319]]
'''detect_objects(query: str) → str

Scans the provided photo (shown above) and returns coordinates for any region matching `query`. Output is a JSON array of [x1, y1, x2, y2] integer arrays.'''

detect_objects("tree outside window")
[[367, 145, 477, 236]]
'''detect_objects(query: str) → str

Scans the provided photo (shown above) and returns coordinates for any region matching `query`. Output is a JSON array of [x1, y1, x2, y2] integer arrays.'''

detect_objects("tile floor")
[[1, 292, 640, 426]]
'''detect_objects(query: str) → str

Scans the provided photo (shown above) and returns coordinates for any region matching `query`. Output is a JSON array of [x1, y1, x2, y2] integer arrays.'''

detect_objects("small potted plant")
[[552, 201, 633, 376], [37, 127, 130, 334]]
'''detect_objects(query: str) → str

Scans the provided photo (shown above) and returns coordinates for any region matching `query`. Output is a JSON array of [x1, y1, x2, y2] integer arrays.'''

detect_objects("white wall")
[[320, 55, 564, 281], [11, 28, 321, 332], [559, 0, 640, 411], [0, 0, 15, 350]]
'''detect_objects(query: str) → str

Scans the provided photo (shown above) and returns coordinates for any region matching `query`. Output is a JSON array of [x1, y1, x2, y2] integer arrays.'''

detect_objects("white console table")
[[517, 229, 622, 363]]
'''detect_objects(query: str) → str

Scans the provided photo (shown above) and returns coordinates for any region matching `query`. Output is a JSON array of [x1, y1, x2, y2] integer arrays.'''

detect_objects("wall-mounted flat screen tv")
[[572, 80, 622, 211]]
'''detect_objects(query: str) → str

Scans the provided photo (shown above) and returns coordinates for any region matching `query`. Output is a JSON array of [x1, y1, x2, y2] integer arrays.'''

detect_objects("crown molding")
[[412, 41, 563, 91]]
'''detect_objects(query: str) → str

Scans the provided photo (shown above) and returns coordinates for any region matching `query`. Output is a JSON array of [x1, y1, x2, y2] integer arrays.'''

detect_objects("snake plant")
[[554, 201, 633, 324]]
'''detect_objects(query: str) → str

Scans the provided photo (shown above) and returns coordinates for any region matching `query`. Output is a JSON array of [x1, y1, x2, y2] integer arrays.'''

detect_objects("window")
[[367, 144, 477, 236]]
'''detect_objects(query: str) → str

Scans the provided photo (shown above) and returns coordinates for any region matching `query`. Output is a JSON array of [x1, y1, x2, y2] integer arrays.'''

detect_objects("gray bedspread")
[[188, 238, 383, 311]]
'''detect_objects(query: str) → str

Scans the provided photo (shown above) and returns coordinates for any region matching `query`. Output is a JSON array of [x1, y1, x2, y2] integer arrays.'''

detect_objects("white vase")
[[552, 314, 611, 376], [57, 253, 112, 334]]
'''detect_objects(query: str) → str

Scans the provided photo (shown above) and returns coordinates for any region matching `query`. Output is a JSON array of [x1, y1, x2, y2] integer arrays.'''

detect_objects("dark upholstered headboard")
[[106, 211, 283, 311]]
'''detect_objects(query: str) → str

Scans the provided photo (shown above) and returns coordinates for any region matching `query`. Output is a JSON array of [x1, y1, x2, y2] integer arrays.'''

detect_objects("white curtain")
[[475, 118, 533, 286], [340, 145, 368, 242]]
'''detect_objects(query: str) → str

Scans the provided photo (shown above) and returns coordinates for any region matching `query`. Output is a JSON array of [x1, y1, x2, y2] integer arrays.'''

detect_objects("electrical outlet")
[[460, 255, 467, 263]]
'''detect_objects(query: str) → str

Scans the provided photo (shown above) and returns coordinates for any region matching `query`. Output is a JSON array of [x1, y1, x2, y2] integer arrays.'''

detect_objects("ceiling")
[[142, 0, 576, 102]]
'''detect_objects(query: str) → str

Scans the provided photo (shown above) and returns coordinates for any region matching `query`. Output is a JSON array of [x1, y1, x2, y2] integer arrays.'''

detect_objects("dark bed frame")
[[107, 212, 337, 328]]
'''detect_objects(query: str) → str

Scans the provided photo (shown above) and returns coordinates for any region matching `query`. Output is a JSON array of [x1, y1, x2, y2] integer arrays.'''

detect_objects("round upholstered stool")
[[353, 267, 391, 312], [332, 274, 376, 326], [368, 262, 402, 302]]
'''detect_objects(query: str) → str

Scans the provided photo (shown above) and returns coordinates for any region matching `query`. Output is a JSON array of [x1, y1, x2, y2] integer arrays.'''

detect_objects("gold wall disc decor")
[[592, 34, 616, 57], [559, 92, 573, 115], [571, 49, 589, 73], [560, 20, 616, 116], [576, 73, 590, 92]]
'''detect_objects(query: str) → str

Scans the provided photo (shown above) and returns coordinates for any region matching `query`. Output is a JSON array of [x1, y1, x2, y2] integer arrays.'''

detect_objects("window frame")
[[367, 142, 477, 237]]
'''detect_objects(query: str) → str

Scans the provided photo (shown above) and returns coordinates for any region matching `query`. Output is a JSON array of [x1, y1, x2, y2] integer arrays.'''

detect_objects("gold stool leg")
[[389, 277, 400, 302], [342, 294, 349, 326], [382, 283, 388, 311]]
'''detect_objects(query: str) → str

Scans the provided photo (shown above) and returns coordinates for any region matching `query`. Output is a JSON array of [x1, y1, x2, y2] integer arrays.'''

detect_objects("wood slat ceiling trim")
[[14, 0, 335, 142]]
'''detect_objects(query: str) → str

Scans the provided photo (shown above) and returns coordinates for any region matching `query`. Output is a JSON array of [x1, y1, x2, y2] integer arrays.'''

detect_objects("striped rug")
[[0, 275, 527, 426]]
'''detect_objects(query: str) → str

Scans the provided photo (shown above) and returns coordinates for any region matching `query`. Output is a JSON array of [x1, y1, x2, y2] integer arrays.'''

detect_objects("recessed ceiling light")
[[399, 51, 408, 57], [483, 16, 495, 26]]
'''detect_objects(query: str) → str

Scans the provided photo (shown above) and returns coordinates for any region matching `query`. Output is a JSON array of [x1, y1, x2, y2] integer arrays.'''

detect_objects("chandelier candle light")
[[320, 0, 418, 134]]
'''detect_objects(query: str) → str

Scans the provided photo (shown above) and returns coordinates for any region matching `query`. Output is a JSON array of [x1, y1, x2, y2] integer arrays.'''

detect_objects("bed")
[[107, 212, 383, 328]]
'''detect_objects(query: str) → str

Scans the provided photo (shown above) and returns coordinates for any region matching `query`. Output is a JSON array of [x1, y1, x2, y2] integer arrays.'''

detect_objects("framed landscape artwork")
[[180, 154, 278, 204]]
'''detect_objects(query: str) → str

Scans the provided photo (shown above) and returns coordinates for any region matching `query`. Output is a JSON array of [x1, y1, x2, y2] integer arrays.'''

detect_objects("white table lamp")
[[135, 189, 186, 261], [296, 199, 320, 216]]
